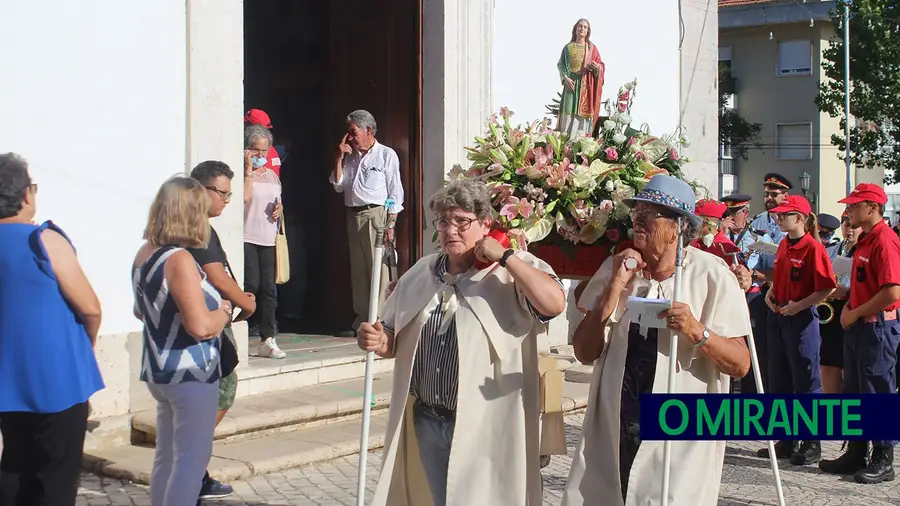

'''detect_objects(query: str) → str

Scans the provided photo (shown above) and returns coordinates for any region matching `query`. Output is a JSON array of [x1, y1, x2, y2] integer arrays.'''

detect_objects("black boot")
[[855, 445, 896, 484], [757, 440, 797, 459], [820, 441, 868, 475], [790, 440, 821, 465]]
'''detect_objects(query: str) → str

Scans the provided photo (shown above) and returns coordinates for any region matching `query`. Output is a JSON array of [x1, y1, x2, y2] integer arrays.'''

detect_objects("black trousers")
[[741, 289, 771, 394], [0, 401, 89, 506], [244, 242, 277, 341]]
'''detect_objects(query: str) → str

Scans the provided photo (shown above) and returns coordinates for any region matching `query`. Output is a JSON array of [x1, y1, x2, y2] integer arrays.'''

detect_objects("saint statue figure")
[[556, 18, 605, 138]]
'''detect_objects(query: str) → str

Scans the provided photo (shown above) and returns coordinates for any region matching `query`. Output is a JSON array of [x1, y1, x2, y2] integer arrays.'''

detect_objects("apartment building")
[[719, 0, 881, 218]]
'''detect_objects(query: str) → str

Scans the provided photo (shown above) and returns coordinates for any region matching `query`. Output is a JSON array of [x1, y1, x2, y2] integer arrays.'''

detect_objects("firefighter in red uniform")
[[820, 184, 900, 483], [759, 195, 835, 466]]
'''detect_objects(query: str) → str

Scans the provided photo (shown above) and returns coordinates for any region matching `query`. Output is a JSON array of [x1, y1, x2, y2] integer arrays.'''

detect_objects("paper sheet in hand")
[[627, 296, 673, 330], [747, 241, 779, 255], [831, 255, 852, 277]]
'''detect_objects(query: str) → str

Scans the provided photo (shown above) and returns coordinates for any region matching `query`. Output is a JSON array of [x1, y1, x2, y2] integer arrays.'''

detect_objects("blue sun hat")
[[623, 175, 702, 228]]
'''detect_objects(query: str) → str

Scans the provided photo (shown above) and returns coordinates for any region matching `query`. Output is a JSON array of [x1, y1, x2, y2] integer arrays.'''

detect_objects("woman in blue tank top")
[[0, 153, 105, 505]]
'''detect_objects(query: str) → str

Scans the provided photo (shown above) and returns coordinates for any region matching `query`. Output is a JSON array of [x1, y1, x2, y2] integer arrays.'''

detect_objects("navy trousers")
[[767, 308, 823, 395], [742, 290, 770, 394], [844, 315, 900, 447]]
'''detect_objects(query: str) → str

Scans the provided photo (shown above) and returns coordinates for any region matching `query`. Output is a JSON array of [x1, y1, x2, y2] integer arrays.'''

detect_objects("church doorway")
[[243, 0, 423, 335]]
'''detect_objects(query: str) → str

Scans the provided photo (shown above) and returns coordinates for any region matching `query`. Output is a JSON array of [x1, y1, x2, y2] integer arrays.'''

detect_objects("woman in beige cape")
[[358, 179, 566, 506], [562, 175, 752, 506]]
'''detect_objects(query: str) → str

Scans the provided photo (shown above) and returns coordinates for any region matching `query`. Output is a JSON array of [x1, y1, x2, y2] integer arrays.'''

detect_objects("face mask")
[[251, 156, 267, 168], [701, 233, 715, 248]]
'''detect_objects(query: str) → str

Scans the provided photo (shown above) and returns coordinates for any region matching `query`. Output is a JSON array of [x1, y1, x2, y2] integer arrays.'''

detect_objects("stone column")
[[422, 0, 494, 250], [679, 0, 720, 193], [185, 0, 249, 365]]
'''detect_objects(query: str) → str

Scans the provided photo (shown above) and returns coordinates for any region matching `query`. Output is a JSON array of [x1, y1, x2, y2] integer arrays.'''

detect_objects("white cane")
[[659, 219, 785, 506], [356, 222, 387, 506], [660, 217, 685, 506]]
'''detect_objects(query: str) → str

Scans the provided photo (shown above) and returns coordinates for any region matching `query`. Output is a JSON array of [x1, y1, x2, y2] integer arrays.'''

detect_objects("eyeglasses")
[[28, 183, 38, 194], [775, 212, 800, 221], [629, 209, 675, 226], [206, 186, 233, 203], [433, 216, 476, 232], [764, 191, 785, 199]]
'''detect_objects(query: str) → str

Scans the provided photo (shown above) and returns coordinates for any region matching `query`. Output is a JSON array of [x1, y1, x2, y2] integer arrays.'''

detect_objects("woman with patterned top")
[[357, 179, 566, 506], [131, 176, 232, 506], [243, 124, 286, 359]]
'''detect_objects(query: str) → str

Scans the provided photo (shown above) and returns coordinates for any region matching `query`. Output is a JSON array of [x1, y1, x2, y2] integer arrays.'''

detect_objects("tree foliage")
[[816, 0, 900, 183], [718, 65, 763, 160]]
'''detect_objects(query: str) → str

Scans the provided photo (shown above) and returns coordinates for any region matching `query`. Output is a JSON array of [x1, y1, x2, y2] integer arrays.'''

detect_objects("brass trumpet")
[[817, 301, 836, 325]]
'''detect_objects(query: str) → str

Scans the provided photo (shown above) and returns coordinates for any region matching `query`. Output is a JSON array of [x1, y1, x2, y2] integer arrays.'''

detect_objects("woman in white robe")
[[357, 179, 566, 506], [562, 175, 753, 506]]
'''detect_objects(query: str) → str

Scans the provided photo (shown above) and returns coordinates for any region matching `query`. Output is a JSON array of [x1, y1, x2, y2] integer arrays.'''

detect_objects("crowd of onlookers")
[[0, 105, 406, 505]]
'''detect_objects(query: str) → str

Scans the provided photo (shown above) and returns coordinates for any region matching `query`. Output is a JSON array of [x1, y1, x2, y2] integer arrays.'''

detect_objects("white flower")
[[571, 165, 599, 190], [604, 180, 615, 192], [603, 120, 617, 131], [680, 133, 692, 148], [702, 233, 714, 247], [612, 133, 627, 144], [617, 114, 632, 125]]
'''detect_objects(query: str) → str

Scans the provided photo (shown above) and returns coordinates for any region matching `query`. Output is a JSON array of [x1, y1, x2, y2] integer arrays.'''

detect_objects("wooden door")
[[322, 0, 422, 330]]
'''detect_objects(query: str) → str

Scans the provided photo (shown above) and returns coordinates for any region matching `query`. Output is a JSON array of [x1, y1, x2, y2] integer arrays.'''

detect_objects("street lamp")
[[799, 171, 818, 211]]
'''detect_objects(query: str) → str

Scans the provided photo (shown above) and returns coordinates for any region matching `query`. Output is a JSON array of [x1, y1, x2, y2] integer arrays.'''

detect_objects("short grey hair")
[[346, 109, 377, 136], [244, 124, 273, 149], [429, 179, 493, 221]]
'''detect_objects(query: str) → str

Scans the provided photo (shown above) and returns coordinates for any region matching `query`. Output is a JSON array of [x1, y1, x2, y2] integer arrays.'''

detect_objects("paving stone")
[[77, 413, 900, 505]]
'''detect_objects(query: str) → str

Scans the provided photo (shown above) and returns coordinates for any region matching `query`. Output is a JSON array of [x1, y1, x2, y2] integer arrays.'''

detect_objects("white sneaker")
[[258, 337, 287, 359]]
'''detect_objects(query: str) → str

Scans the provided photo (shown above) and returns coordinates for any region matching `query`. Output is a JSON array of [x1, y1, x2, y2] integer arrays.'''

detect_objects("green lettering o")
[[660, 399, 689, 435]]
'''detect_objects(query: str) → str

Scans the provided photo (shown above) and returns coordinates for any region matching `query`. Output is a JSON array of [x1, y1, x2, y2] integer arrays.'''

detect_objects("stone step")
[[85, 368, 592, 485], [84, 411, 390, 485], [237, 334, 394, 398], [132, 373, 395, 443]]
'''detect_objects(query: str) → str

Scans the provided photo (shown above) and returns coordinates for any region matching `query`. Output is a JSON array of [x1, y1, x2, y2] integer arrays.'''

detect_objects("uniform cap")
[[837, 183, 888, 205], [244, 109, 273, 129], [722, 193, 752, 209], [817, 213, 840, 231], [695, 199, 727, 220], [769, 195, 812, 215], [763, 173, 793, 190]]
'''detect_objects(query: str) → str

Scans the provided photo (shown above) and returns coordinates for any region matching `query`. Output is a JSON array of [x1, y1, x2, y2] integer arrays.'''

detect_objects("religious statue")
[[556, 18, 605, 138]]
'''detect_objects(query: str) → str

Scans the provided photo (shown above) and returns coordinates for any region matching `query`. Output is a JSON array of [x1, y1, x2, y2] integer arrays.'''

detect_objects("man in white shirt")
[[330, 109, 404, 335]]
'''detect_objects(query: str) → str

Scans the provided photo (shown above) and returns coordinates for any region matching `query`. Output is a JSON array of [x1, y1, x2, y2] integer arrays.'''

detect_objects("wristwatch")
[[499, 249, 516, 267], [694, 327, 711, 348]]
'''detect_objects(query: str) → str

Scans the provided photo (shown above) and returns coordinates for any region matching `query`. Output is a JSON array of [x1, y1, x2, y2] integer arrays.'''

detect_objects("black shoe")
[[855, 445, 896, 484], [757, 440, 797, 459], [790, 440, 821, 465], [820, 441, 869, 475]]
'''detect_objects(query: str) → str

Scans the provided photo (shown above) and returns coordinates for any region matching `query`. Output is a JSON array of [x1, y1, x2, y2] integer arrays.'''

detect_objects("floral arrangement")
[[449, 79, 704, 253]]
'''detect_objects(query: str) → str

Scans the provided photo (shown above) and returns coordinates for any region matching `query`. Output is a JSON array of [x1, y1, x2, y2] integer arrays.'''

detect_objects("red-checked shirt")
[[849, 221, 900, 311], [690, 232, 742, 267], [265, 145, 282, 176], [771, 232, 836, 304]]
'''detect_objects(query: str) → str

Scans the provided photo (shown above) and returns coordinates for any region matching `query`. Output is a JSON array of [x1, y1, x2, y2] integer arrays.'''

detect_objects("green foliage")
[[718, 64, 762, 160], [546, 92, 562, 117], [816, 0, 900, 183]]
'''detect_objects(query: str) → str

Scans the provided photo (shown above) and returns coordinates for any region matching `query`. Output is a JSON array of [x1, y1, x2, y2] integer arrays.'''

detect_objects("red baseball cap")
[[694, 199, 727, 220], [770, 195, 812, 215], [838, 183, 887, 205], [244, 109, 273, 129]]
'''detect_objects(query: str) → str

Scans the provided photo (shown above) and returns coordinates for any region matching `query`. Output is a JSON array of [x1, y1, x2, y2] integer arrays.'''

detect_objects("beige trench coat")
[[563, 247, 751, 506], [372, 251, 559, 506]]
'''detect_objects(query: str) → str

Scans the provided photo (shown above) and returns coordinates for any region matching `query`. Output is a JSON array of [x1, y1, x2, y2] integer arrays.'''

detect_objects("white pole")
[[660, 218, 684, 506], [844, 2, 852, 195], [746, 329, 787, 506], [356, 226, 386, 506]]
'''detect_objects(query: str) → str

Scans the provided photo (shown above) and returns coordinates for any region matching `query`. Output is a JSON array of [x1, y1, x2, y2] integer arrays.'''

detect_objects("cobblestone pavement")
[[78, 413, 900, 505]]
